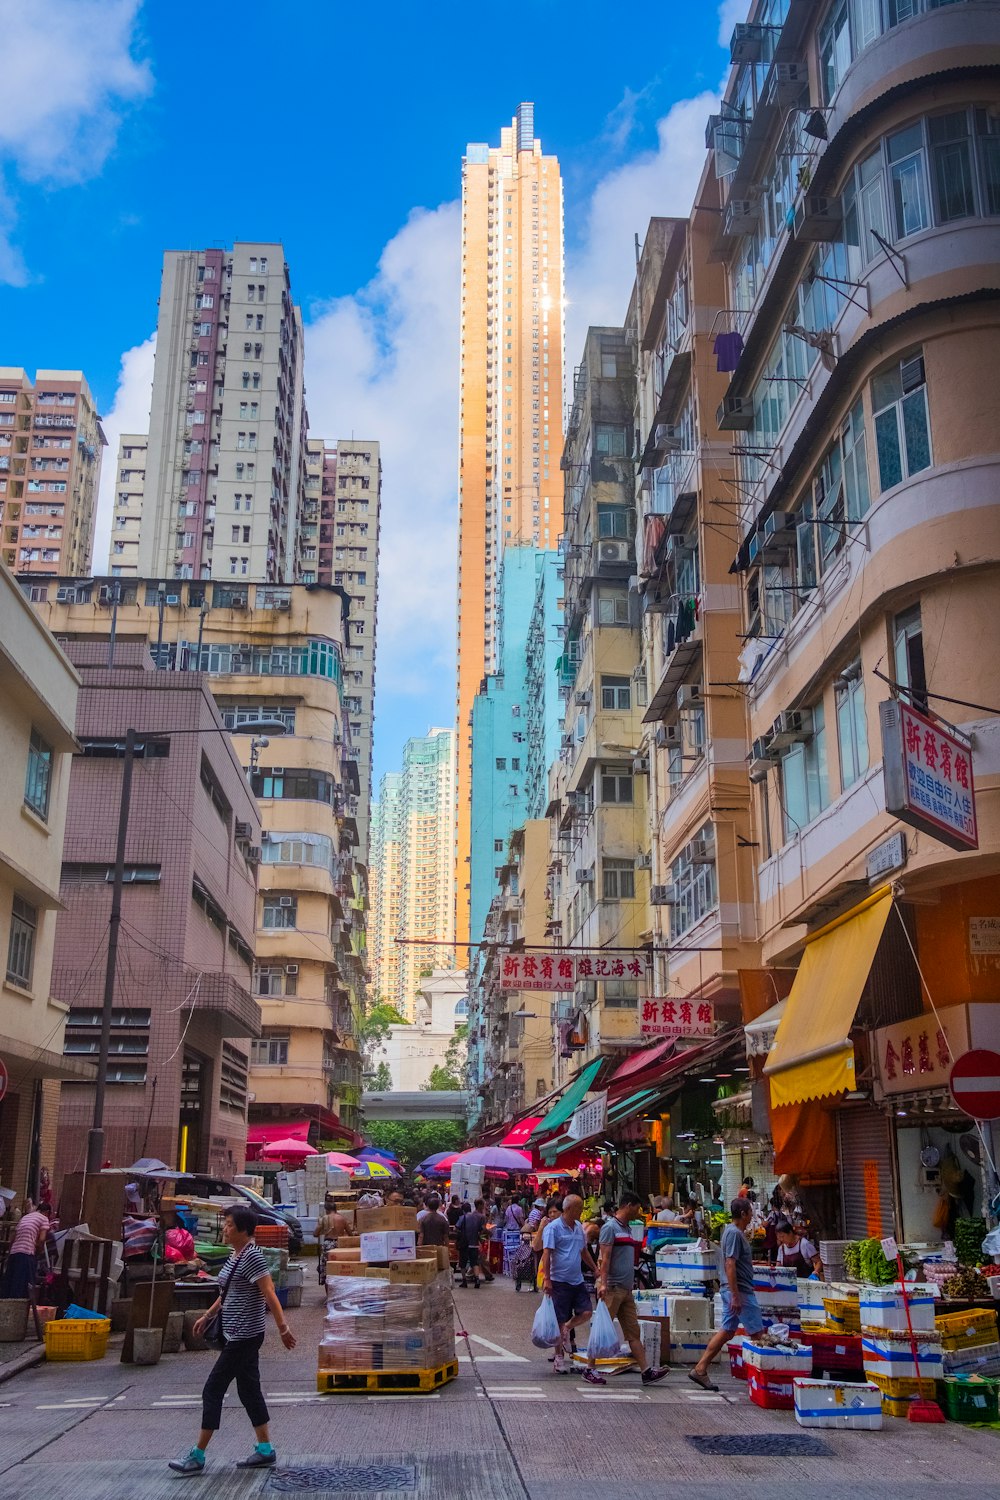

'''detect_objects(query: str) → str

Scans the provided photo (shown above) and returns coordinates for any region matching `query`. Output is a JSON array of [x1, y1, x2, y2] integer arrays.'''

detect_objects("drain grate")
[[266, 1464, 417, 1493], [686, 1434, 833, 1457]]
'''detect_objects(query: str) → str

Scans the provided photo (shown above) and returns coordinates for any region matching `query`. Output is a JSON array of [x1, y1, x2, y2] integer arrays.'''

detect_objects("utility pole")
[[85, 727, 138, 1175]]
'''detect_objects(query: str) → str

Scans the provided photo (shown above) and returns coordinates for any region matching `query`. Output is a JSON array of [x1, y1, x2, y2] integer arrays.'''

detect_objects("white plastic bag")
[[531, 1294, 561, 1349], [982, 1227, 1000, 1258], [588, 1297, 622, 1360]]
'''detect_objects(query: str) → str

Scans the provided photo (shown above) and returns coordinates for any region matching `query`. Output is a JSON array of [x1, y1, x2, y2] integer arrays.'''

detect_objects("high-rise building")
[[456, 104, 565, 944], [108, 433, 147, 576], [136, 243, 307, 584], [376, 729, 457, 1021], [369, 773, 403, 1008], [0, 369, 106, 577]]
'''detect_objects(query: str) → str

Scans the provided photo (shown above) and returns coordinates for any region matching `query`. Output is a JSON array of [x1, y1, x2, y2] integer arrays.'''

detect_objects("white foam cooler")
[[859, 1286, 936, 1331], [794, 1377, 882, 1429]]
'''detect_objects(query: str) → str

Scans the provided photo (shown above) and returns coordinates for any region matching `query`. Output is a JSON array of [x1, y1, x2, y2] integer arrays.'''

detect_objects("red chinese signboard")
[[880, 699, 977, 852], [876, 1010, 961, 1097], [639, 997, 714, 1040], [498, 950, 650, 991]]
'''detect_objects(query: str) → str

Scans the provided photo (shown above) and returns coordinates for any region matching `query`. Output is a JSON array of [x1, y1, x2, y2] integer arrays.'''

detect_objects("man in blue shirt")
[[689, 1198, 763, 1390], [540, 1194, 600, 1373]]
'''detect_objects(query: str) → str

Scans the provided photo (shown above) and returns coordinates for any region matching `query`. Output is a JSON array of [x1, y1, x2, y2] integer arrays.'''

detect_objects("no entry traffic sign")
[[950, 1049, 1000, 1121]]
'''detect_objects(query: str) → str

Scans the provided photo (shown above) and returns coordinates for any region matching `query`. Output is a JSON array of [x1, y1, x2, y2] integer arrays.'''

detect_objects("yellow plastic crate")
[[316, 1360, 458, 1394], [44, 1316, 111, 1362], [867, 1369, 937, 1401], [823, 1298, 861, 1333], [882, 1395, 913, 1418], [935, 1309, 998, 1350]]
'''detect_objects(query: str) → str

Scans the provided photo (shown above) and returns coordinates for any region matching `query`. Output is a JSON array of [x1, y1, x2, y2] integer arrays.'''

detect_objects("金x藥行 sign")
[[640, 997, 714, 1039], [879, 699, 977, 852], [498, 950, 650, 991]]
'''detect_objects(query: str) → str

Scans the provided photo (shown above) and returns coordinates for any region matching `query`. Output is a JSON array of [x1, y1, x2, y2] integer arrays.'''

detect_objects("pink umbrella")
[[326, 1151, 361, 1169], [261, 1138, 318, 1159]]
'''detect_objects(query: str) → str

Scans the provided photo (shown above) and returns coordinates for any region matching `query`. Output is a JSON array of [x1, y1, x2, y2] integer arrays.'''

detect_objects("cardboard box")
[[386, 1259, 440, 1286], [355, 1207, 417, 1234], [323, 1314, 385, 1339], [360, 1230, 417, 1263]]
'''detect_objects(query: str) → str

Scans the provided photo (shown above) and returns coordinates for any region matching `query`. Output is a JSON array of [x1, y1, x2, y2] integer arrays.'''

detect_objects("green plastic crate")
[[941, 1374, 999, 1424]]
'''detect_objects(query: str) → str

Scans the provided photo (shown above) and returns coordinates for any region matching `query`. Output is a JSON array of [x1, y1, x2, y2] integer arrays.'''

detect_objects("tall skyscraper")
[[372, 729, 456, 1021], [108, 433, 147, 575], [456, 103, 565, 943], [137, 243, 307, 583], [0, 369, 106, 578]]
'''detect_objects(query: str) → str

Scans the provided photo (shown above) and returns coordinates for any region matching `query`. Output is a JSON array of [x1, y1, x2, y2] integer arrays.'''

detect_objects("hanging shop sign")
[[874, 1004, 969, 1098], [568, 1090, 608, 1142], [879, 699, 977, 852], [950, 1049, 1000, 1122], [498, 949, 650, 991], [970, 918, 1000, 956], [640, 997, 714, 1040], [866, 831, 907, 882]]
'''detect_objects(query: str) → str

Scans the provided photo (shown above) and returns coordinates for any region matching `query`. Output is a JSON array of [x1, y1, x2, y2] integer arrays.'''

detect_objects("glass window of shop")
[[836, 669, 870, 790]]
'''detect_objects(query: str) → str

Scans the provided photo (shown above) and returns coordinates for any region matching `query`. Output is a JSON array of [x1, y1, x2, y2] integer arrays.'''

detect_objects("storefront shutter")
[[837, 1105, 897, 1240]]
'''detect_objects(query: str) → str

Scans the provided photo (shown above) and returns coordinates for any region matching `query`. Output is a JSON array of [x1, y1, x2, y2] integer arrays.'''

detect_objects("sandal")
[[688, 1370, 719, 1392]]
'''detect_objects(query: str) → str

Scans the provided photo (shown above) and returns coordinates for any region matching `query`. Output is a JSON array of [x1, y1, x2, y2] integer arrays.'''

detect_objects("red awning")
[[501, 1116, 544, 1149], [247, 1120, 311, 1145], [609, 1038, 676, 1083], [246, 1109, 363, 1154]]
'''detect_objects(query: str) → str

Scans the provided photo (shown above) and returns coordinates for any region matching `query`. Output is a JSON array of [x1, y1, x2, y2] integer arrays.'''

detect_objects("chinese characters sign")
[[568, 1091, 608, 1142], [874, 1004, 971, 1098], [640, 997, 714, 1039], [498, 950, 650, 991], [880, 699, 977, 852]]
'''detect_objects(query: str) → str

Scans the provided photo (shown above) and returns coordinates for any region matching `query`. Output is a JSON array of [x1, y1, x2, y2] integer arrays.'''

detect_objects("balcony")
[[182, 973, 261, 1039]]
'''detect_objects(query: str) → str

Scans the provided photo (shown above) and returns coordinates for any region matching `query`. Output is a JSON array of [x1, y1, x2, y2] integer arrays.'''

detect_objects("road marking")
[[36, 1401, 108, 1410], [367, 1393, 441, 1403], [462, 1334, 529, 1363]]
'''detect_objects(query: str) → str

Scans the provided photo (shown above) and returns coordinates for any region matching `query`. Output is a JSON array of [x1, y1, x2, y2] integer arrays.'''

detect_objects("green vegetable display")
[[843, 1241, 863, 1281], [955, 1218, 987, 1267], [858, 1238, 896, 1285], [943, 1267, 990, 1298]]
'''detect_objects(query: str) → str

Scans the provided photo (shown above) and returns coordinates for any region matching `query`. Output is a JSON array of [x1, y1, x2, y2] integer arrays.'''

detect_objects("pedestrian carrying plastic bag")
[[588, 1297, 622, 1361], [531, 1294, 561, 1348]]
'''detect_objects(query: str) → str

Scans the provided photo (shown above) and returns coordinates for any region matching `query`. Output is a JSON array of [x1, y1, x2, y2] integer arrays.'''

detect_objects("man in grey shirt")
[[585, 1199, 668, 1387], [690, 1197, 763, 1390]]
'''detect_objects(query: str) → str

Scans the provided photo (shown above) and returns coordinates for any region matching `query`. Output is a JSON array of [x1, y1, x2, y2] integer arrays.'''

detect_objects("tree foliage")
[[421, 1025, 468, 1091], [364, 1119, 466, 1168], [371, 1061, 392, 1091], [358, 1002, 406, 1062]]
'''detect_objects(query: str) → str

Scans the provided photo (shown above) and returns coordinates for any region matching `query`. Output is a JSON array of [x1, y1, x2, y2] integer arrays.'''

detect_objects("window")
[[604, 979, 638, 1008], [250, 1034, 289, 1065], [836, 669, 869, 791], [872, 351, 931, 491], [594, 423, 628, 457], [250, 768, 337, 805], [894, 604, 928, 712], [930, 111, 976, 223], [6, 895, 36, 987], [600, 767, 633, 804], [670, 825, 718, 940], [888, 123, 930, 238], [819, 0, 850, 104], [602, 858, 635, 901], [780, 702, 829, 838], [494, 839, 504, 853], [597, 588, 630, 626], [262, 895, 297, 929], [24, 727, 53, 819], [601, 353, 617, 378], [601, 675, 631, 711], [597, 506, 633, 539]]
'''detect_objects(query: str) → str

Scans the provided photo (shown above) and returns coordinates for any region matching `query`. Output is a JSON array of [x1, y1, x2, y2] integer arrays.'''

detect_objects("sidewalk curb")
[[0, 1346, 45, 1386]]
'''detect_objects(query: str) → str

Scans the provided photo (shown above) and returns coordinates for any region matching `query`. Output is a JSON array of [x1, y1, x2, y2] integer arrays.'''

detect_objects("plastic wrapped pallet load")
[[793, 1377, 882, 1429]]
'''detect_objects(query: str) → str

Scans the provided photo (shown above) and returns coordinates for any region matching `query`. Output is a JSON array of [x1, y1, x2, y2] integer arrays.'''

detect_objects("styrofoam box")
[[670, 1335, 712, 1365], [637, 1319, 662, 1368], [862, 1334, 943, 1378], [943, 1341, 1000, 1377], [794, 1377, 882, 1430], [634, 1290, 669, 1318], [656, 1259, 717, 1285], [668, 1295, 713, 1332], [798, 1279, 827, 1323], [753, 1263, 797, 1293], [859, 1287, 937, 1331], [742, 1340, 813, 1376]]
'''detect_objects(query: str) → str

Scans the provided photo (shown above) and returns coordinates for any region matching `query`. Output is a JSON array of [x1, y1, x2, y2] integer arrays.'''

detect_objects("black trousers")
[[201, 1334, 268, 1431]]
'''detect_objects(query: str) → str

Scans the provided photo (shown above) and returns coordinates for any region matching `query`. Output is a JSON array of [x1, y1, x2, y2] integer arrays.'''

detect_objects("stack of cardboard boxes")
[[319, 1206, 458, 1391]]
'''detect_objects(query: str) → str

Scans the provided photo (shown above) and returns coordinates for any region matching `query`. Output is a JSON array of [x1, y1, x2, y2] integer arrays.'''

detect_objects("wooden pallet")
[[316, 1361, 459, 1394]]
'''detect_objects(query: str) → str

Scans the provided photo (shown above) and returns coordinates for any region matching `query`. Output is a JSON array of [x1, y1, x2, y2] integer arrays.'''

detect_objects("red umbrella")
[[261, 1138, 318, 1159]]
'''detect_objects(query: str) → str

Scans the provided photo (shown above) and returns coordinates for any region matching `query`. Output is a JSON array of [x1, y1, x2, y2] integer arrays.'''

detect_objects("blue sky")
[[0, 0, 739, 789]]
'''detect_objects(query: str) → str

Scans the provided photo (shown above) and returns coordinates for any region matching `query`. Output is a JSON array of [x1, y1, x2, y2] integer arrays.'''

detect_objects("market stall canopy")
[[744, 999, 787, 1058], [326, 1152, 362, 1169], [500, 1116, 544, 1149], [609, 1038, 676, 1082], [126, 1157, 172, 1175], [260, 1137, 318, 1158], [452, 1146, 532, 1174], [529, 1058, 605, 1146], [248, 1120, 311, 1145], [413, 1151, 454, 1175], [764, 888, 893, 1107], [350, 1160, 395, 1180]]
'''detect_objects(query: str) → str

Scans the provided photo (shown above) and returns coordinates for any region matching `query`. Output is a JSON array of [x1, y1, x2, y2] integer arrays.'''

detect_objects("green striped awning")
[[529, 1058, 604, 1145]]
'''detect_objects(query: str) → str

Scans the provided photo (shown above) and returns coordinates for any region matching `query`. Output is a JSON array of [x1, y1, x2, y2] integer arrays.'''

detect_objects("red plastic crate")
[[800, 1329, 863, 1374], [729, 1343, 747, 1380], [747, 1369, 795, 1410]]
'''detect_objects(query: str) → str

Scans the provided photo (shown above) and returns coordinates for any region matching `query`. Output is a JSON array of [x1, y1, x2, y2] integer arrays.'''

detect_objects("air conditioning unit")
[[56, 587, 73, 603], [794, 195, 842, 243], [676, 684, 702, 710], [278, 896, 293, 907], [575, 690, 592, 706], [717, 395, 755, 431], [285, 963, 298, 975], [758, 510, 797, 558], [690, 837, 716, 865], [98, 585, 114, 605], [650, 884, 676, 906], [231, 592, 248, 607], [654, 724, 681, 748], [770, 708, 814, 747], [235, 820, 253, 840], [724, 197, 760, 235], [599, 539, 629, 564], [271, 766, 285, 774], [636, 851, 652, 870], [260, 830, 272, 842], [246, 845, 262, 863], [575, 868, 594, 884], [654, 423, 682, 451], [730, 21, 765, 62], [165, 593, 181, 606], [772, 61, 809, 108], [748, 735, 777, 783], [632, 755, 650, 775], [561, 733, 574, 749]]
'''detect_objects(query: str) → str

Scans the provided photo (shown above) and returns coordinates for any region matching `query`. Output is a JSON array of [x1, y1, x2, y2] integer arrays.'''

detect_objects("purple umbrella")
[[414, 1151, 454, 1175], [450, 1146, 532, 1174]]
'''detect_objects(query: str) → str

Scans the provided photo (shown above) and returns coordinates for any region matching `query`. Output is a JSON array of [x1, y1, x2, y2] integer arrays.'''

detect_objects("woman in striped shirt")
[[169, 1205, 296, 1475]]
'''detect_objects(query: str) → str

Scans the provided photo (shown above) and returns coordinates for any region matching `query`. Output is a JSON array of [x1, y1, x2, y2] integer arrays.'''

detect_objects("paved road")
[[1, 1273, 998, 1498]]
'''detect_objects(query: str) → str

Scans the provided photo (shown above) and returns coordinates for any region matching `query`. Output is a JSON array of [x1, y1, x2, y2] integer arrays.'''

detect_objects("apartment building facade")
[[456, 104, 566, 944], [108, 434, 147, 576], [0, 564, 89, 1200], [394, 728, 457, 1022], [22, 575, 365, 1146], [52, 645, 261, 1183], [370, 773, 403, 1008], [136, 243, 307, 584], [707, 0, 1000, 1233], [0, 369, 105, 578]]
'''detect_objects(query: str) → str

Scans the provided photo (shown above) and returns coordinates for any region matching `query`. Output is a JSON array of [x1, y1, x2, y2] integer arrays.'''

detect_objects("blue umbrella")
[[414, 1151, 453, 1175]]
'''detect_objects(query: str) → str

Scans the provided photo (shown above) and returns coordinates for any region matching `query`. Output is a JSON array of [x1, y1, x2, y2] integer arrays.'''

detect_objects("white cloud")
[[717, 0, 748, 48], [304, 202, 461, 712], [92, 334, 155, 572], [0, 0, 150, 282]]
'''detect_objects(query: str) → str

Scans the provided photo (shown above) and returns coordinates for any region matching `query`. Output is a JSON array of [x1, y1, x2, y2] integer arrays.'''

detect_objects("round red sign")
[[949, 1049, 1000, 1121], [0, 1057, 7, 1104]]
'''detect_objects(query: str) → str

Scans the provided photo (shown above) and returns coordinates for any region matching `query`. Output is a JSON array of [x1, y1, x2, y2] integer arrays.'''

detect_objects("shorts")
[[551, 1279, 592, 1327], [603, 1286, 640, 1343], [458, 1244, 480, 1270], [718, 1288, 764, 1335]]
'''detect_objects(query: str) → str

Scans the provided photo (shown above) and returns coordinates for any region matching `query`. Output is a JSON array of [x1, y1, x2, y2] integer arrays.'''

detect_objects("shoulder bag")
[[204, 1243, 251, 1349]]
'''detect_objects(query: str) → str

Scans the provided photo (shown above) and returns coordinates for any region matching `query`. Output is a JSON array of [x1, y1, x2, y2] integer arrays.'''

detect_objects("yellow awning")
[[763, 888, 893, 1107]]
